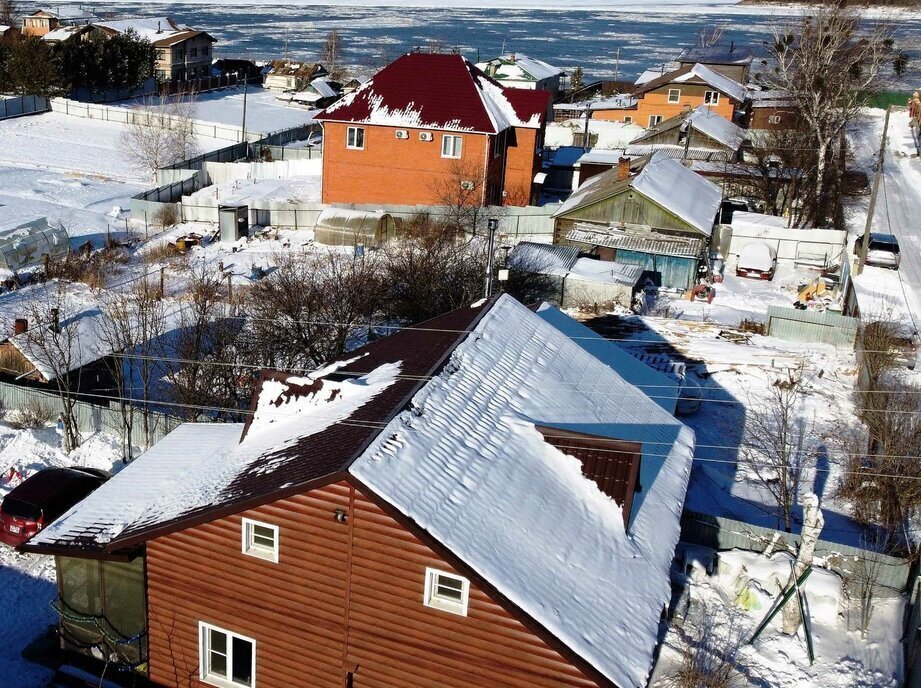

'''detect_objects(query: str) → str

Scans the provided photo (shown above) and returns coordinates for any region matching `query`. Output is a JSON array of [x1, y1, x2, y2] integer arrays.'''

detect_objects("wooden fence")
[[0, 381, 182, 450]]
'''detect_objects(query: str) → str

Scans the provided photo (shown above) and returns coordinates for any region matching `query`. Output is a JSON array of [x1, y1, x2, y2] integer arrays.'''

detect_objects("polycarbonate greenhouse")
[[0, 217, 69, 272]]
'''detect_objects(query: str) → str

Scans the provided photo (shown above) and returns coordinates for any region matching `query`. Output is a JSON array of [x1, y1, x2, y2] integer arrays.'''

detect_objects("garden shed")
[[0, 216, 69, 273], [313, 207, 399, 247]]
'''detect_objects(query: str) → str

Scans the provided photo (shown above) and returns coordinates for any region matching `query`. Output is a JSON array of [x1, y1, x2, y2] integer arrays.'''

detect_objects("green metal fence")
[[766, 305, 860, 348]]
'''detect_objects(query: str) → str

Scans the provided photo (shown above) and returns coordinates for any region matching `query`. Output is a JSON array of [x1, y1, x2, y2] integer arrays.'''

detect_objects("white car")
[[736, 241, 777, 280], [855, 233, 901, 270]]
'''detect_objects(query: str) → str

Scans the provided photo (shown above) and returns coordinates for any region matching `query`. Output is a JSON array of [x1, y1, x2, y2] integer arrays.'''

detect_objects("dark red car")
[[0, 467, 109, 548]]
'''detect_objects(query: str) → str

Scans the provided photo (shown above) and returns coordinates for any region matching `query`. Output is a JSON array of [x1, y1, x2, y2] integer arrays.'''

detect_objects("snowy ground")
[[121, 88, 319, 136], [185, 171, 322, 207], [651, 548, 904, 687], [0, 111, 226, 182], [0, 424, 123, 688]]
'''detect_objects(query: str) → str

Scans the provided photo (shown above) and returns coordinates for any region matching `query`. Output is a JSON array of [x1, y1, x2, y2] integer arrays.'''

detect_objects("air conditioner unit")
[[419, 132, 434, 142], [395, 129, 409, 139], [460, 180, 475, 190]]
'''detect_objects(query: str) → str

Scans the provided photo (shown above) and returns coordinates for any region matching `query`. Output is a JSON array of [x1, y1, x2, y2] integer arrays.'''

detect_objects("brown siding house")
[[26, 296, 696, 688]]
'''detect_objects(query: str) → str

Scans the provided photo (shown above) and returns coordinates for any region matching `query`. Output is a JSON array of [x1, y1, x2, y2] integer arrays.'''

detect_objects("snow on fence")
[[49, 98, 261, 142], [766, 305, 860, 348], [680, 508, 910, 597], [0, 94, 50, 120], [257, 144, 321, 161], [0, 380, 182, 450], [202, 158, 321, 186]]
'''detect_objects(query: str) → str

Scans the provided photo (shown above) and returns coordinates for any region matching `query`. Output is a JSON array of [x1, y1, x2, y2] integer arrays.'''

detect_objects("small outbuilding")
[[313, 207, 399, 247]]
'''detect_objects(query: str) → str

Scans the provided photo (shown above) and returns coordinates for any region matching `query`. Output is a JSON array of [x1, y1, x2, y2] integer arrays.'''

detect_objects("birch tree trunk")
[[783, 493, 824, 634]]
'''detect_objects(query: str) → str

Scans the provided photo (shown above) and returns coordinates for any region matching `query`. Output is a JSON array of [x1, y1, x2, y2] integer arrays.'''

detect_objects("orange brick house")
[[315, 52, 550, 207], [590, 63, 747, 127]]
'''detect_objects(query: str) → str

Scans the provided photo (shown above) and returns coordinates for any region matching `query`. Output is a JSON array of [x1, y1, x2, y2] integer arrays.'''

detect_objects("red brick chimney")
[[617, 157, 631, 181], [13, 318, 27, 335]]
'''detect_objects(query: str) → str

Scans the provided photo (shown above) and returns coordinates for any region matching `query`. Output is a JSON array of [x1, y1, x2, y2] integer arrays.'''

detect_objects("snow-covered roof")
[[29, 424, 244, 549], [677, 45, 755, 66], [34, 5, 98, 22], [567, 256, 644, 286], [318, 53, 548, 134], [92, 16, 210, 47], [41, 25, 86, 41], [0, 25, 12, 33], [475, 53, 563, 83], [556, 151, 721, 236], [507, 241, 580, 273], [634, 62, 679, 86], [32, 296, 694, 687], [630, 105, 746, 152], [535, 303, 678, 414], [351, 296, 694, 688], [634, 63, 747, 104]]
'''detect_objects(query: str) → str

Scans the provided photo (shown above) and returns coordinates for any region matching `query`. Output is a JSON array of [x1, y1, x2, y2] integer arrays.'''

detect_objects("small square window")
[[423, 567, 469, 616], [649, 115, 663, 126], [199, 622, 255, 688], [347, 126, 365, 150], [667, 88, 681, 104], [442, 134, 463, 159], [241, 518, 279, 563], [623, 116, 633, 124], [704, 91, 720, 105]]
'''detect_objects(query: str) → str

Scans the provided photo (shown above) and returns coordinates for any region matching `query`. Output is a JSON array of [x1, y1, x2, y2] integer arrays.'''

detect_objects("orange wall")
[[633, 85, 736, 126], [321, 122, 492, 206], [503, 127, 541, 205], [146, 480, 600, 687], [591, 109, 638, 123]]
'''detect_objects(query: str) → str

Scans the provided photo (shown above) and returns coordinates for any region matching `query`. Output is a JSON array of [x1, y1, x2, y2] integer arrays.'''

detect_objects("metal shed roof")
[[566, 227, 704, 259]]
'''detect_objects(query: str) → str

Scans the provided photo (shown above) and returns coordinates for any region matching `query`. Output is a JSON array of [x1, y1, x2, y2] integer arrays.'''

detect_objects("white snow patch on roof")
[[93, 17, 190, 43], [632, 151, 721, 235], [687, 106, 746, 149], [675, 63, 747, 103], [476, 53, 563, 82], [350, 295, 694, 688]]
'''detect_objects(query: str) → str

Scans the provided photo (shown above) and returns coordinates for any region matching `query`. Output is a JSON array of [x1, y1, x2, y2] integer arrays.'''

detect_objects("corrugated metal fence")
[[680, 508, 910, 597], [0, 95, 50, 120], [0, 381, 182, 449], [766, 305, 860, 348]]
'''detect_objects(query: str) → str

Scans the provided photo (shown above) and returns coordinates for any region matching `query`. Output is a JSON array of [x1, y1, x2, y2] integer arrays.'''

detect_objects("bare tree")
[[669, 598, 746, 688], [741, 365, 814, 532], [381, 216, 488, 325], [97, 280, 167, 459], [782, 492, 824, 634], [760, 7, 895, 226], [23, 286, 83, 452], [431, 159, 494, 234], [841, 533, 893, 638], [697, 26, 725, 48], [121, 91, 201, 180], [247, 249, 384, 370], [320, 30, 346, 81], [0, 0, 15, 27]]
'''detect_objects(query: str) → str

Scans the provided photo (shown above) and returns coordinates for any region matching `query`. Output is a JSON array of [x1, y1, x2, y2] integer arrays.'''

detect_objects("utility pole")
[[858, 107, 890, 275], [241, 73, 249, 150], [582, 109, 592, 152], [484, 218, 498, 298]]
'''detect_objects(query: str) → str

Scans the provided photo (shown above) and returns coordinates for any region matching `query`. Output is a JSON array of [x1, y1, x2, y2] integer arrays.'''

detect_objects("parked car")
[[854, 233, 900, 269], [0, 467, 109, 548], [736, 241, 777, 280]]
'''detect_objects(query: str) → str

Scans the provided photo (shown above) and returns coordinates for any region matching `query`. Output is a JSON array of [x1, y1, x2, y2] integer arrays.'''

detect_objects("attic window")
[[423, 568, 469, 616], [623, 116, 633, 124], [667, 88, 681, 104], [241, 518, 279, 563], [704, 91, 720, 105], [648, 115, 663, 127], [537, 426, 642, 529]]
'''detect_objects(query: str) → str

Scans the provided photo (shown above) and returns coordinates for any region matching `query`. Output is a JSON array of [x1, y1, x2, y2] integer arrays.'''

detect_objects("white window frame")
[[667, 88, 681, 104], [241, 518, 279, 563], [346, 126, 365, 150], [441, 134, 463, 159], [423, 567, 470, 616], [704, 90, 720, 105], [199, 622, 256, 688], [648, 115, 663, 127]]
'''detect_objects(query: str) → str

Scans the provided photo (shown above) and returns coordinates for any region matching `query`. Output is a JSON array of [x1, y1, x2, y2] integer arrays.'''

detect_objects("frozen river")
[[78, 1, 921, 83]]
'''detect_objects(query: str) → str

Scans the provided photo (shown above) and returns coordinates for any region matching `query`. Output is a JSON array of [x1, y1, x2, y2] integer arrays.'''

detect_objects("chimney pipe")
[[617, 157, 631, 181], [14, 318, 27, 335]]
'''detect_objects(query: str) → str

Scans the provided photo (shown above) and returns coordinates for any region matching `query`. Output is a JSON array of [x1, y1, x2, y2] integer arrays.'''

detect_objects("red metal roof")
[[316, 52, 546, 133]]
